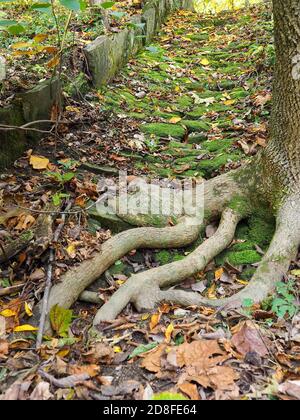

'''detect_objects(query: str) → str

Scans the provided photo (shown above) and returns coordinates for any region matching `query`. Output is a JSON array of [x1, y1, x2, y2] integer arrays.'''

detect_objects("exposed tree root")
[[93, 193, 300, 324], [40, 215, 202, 333], [93, 207, 242, 324], [39, 170, 246, 333]]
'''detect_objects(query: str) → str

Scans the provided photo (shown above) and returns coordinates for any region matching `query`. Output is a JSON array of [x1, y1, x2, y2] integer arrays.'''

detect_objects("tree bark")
[[257, 0, 300, 202]]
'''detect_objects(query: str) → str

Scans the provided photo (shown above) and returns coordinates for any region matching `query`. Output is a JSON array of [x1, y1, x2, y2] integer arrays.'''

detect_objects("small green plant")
[[242, 298, 254, 316], [46, 170, 75, 185], [271, 280, 298, 319], [52, 192, 70, 206]]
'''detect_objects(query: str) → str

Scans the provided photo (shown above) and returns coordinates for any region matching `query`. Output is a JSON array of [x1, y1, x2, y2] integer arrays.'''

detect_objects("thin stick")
[[0, 283, 25, 297], [14, 200, 97, 215], [36, 201, 73, 349]]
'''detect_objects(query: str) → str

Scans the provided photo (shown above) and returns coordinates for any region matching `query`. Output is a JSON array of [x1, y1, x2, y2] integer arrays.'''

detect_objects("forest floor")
[[0, 6, 300, 401]]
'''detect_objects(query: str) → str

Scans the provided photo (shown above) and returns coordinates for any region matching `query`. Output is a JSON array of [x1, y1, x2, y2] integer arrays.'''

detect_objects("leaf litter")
[[0, 4, 299, 401]]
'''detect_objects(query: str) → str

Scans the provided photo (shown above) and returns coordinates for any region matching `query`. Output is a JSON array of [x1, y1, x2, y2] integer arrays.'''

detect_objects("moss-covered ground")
[[100, 8, 273, 182], [96, 7, 274, 291]]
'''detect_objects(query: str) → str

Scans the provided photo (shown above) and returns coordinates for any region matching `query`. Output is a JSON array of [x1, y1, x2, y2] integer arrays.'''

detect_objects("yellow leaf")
[[141, 313, 150, 321], [11, 41, 31, 50], [224, 99, 236, 106], [0, 309, 16, 318], [24, 302, 33, 317], [116, 279, 125, 285], [66, 243, 77, 259], [66, 106, 80, 113], [169, 117, 182, 124], [57, 348, 70, 358], [207, 283, 217, 299], [165, 323, 174, 343], [150, 313, 160, 330], [237, 279, 249, 286], [29, 155, 50, 170], [113, 346, 122, 353], [174, 85, 181, 92], [14, 325, 38, 332], [47, 55, 60, 69], [215, 268, 224, 281], [200, 58, 210, 66], [33, 34, 48, 43]]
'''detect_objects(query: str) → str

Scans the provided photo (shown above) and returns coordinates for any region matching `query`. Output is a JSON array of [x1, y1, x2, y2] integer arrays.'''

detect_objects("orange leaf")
[[150, 313, 161, 330]]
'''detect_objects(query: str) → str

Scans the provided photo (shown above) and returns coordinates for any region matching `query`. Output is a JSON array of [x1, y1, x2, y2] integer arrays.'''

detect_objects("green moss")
[[176, 95, 193, 108], [188, 132, 208, 143], [240, 267, 256, 281], [228, 196, 252, 217], [140, 123, 185, 139], [230, 241, 254, 252], [228, 250, 261, 265], [198, 153, 240, 173], [156, 250, 172, 265], [247, 214, 275, 247], [181, 120, 211, 132], [202, 138, 234, 152]]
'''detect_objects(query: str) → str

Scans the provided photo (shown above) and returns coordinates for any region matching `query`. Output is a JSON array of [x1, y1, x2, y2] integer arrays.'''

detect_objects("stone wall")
[[84, 0, 194, 88], [0, 0, 194, 169], [0, 78, 60, 169]]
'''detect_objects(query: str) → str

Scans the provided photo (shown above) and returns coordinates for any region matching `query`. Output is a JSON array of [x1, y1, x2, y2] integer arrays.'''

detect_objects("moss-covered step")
[[140, 123, 186, 139]]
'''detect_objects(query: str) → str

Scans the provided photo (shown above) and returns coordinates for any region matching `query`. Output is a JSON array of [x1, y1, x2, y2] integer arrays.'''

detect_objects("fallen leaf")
[[68, 364, 100, 378], [30, 382, 53, 400], [0, 339, 8, 359], [278, 380, 300, 400], [24, 302, 33, 317], [150, 313, 161, 331], [165, 323, 174, 343], [29, 155, 50, 170], [231, 321, 269, 357], [169, 116, 182, 124], [215, 268, 224, 280], [200, 58, 210, 66], [0, 309, 16, 318], [178, 382, 200, 400], [140, 344, 166, 373], [13, 324, 38, 332]]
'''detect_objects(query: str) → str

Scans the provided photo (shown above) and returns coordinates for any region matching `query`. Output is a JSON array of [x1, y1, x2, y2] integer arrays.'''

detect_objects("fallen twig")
[[0, 283, 25, 297], [36, 200, 73, 349]]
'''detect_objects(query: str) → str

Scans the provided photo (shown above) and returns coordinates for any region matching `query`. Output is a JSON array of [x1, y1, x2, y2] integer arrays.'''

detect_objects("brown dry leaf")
[[29, 382, 53, 400], [140, 344, 166, 373], [278, 380, 300, 400], [15, 213, 35, 231], [83, 342, 114, 365], [29, 268, 45, 282], [178, 382, 200, 400], [29, 155, 50, 170], [187, 364, 239, 391], [231, 321, 269, 357], [0, 339, 8, 359], [175, 340, 227, 368], [68, 364, 100, 378], [174, 341, 238, 391], [254, 92, 272, 106]]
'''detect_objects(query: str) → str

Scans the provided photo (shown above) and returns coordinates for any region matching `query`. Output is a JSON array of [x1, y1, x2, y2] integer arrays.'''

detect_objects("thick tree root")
[[94, 193, 300, 324], [40, 216, 202, 332], [39, 170, 249, 333], [93, 207, 242, 324]]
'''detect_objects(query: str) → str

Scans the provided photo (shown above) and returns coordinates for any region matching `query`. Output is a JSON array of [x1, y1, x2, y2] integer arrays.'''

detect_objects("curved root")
[[93, 207, 242, 324], [39, 216, 202, 332]]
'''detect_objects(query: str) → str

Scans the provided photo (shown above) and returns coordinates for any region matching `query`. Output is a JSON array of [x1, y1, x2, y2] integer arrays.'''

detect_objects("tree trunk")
[[257, 0, 300, 203]]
